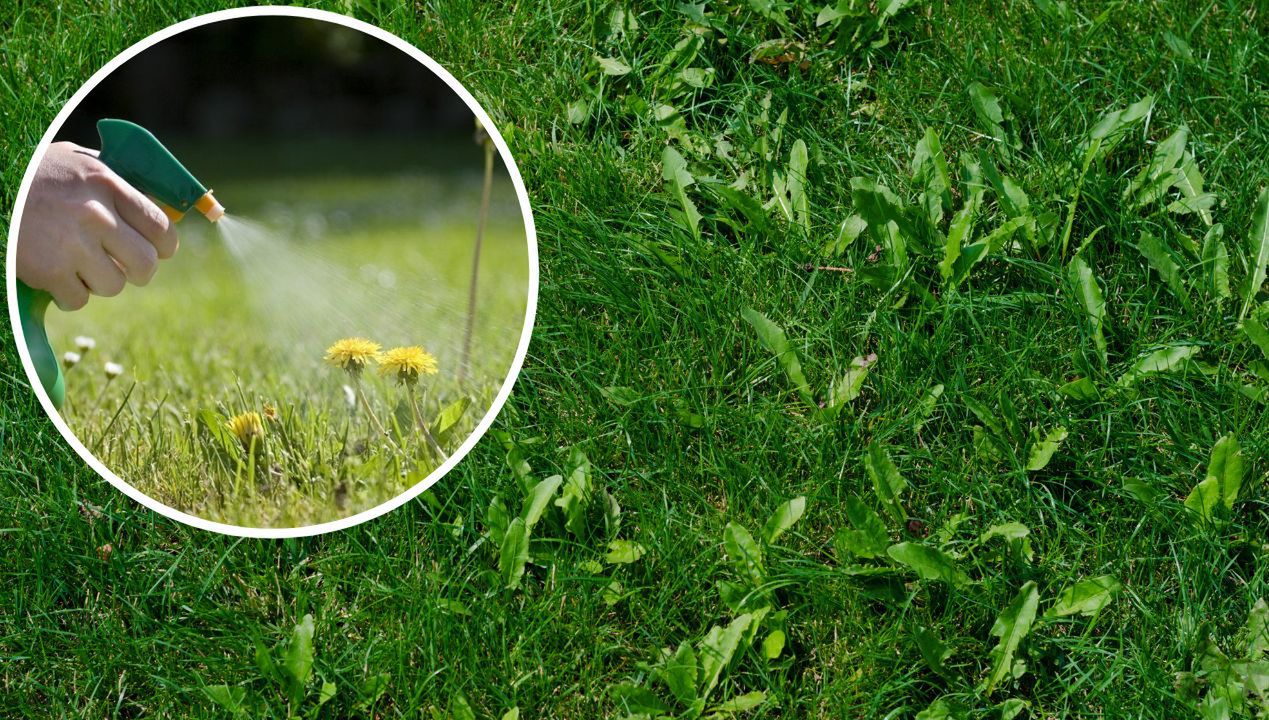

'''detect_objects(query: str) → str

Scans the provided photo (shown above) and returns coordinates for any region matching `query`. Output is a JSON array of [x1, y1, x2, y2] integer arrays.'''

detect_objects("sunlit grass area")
[[46, 159, 529, 527]]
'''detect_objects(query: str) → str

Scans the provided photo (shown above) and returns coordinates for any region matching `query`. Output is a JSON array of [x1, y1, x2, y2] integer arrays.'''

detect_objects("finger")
[[101, 222, 159, 286], [50, 275, 90, 311], [103, 172, 179, 259], [78, 248, 127, 298]]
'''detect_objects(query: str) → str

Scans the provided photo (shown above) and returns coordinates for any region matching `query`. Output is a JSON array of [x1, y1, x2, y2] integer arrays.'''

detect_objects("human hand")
[[16, 141, 179, 310]]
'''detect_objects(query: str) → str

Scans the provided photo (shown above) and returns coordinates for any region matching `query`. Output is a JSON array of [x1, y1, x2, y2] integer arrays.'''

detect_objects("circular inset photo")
[[6, 8, 536, 536]]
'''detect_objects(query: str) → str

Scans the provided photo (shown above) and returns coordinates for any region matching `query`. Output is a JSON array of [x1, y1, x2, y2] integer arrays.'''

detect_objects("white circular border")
[[5, 7, 538, 538]]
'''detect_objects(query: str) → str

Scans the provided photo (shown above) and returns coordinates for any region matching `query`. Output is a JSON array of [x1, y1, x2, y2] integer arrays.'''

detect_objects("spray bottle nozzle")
[[196, 190, 225, 222]]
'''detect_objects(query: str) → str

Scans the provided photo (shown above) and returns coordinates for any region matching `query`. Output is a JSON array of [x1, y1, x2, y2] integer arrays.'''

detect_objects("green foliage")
[[966, 82, 1019, 153], [1241, 187, 1269, 321], [887, 542, 969, 587], [609, 613, 768, 719], [1184, 434, 1245, 524], [1177, 599, 1269, 718], [864, 442, 908, 524], [741, 307, 814, 406], [204, 614, 371, 717], [1047, 575, 1122, 618], [1067, 251, 1109, 365], [833, 495, 889, 560], [982, 582, 1040, 696], [1024, 426, 1068, 472], [486, 442, 640, 590], [762, 496, 806, 544], [1116, 345, 1201, 388], [663, 146, 703, 240]]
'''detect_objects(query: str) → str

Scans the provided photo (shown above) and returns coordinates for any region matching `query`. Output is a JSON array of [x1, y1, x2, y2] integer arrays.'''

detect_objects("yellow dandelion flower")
[[226, 411, 264, 446], [325, 337, 381, 374], [262, 403, 278, 421], [378, 345, 439, 385]]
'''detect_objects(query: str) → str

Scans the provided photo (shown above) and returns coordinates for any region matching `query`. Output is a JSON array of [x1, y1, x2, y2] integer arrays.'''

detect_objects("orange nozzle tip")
[[158, 204, 186, 223], [195, 191, 225, 223]]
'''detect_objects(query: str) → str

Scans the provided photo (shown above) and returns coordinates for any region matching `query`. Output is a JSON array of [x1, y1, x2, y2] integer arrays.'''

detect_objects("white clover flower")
[[62, 351, 81, 369], [342, 384, 357, 409], [75, 336, 96, 352], [104, 362, 124, 379]]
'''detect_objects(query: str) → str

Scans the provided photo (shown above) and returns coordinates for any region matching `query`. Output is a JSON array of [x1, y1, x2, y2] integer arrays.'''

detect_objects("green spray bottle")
[[17, 119, 224, 408]]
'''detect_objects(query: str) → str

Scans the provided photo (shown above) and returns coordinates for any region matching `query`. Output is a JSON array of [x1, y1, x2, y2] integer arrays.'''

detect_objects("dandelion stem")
[[408, 387, 448, 463], [354, 378, 399, 452], [459, 131, 496, 384]]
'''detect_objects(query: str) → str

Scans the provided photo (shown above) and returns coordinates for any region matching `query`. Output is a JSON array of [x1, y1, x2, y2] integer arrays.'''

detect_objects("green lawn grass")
[[1, 1, 1266, 718]]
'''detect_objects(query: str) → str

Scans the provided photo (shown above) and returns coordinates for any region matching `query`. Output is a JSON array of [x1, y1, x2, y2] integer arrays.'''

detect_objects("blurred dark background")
[[57, 16, 478, 178]]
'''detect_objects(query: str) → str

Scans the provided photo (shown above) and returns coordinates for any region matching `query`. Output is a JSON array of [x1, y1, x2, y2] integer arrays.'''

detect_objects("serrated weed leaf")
[[485, 495, 509, 548], [787, 139, 811, 235], [979, 522, 1035, 562], [1062, 96, 1153, 257], [1241, 187, 1269, 321], [711, 691, 766, 713], [1124, 126, 1187, 208], [916, 697, 968, 720], [663, 146, 702, 240], [1185, 434, 1244, 522], [913, 383, 944, 434], [1047, 575, 1122, 618], [665, 641, 698, 705], [824, 214, 868, 256], [850, 176, 920, 249], [521, 475, 563, 531], [283, 614, 315, 707], [1083, 96, 1154, 162], [500, 518, 530, 589], [1201, 224, 1232, 301], [887, 542, 969, 587], [1167, 151, 1216, 224], [595, 54, 632, 76], [941, 158, 986, 280], [912, 127, 953, 226], [554, 449, 592, 537], [865, 443, 908, 523], [605, 539, 646, 564], [983, 582, 1040, 696], [827, 354, 876, 414], [914, 625, 953, 676], [835, 495, 890, 560], [610, 683, 672, 715], [1058, 376, 1098, 400], [204, 684, 248, 713], [1244, 316, 1269, 360], [1116, 345, 1200, 387], [1026, 426, 1068, 472], [967, 82, 1018, 151], [1068, 253, 1109, 366], [762, 496, 806, 544], [1245, 599, 1269, 660], [962, 395, 1001, 434], [432, 397, 471, 442], [724, 522, 765, 585], [741, 308, 815, 406], [951, 216, 1029, 287], [762, 630, 785, 660], [697, 614, 755, 701], [1136, 231, 1190, 307]]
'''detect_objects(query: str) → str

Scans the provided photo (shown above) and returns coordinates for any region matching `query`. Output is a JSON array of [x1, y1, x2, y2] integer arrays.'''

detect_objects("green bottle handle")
[[16, 281, 63, 408], [17, 119, 219, 408]]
